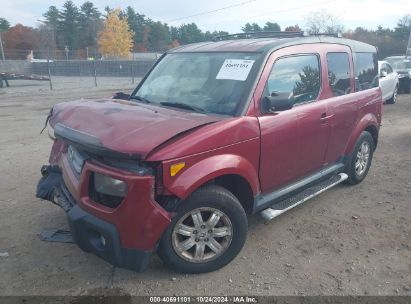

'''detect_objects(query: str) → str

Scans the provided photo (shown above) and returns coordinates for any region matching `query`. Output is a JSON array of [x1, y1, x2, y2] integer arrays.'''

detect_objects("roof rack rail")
[[213, 31, 344, 41], [213, 31, 307, 41], [315, 32, 342, 38]]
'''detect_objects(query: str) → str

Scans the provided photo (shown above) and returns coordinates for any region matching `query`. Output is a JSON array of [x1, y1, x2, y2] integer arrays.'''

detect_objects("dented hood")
[[50, 98, 221, 159]]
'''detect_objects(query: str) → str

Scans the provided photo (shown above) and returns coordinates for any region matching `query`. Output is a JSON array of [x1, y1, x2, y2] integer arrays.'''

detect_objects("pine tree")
[[125, 6, 146, 47], [78, 1, 101, 50], [263, 22, 281, 32], [98, 9, 133, 59], [43, 6, 60, 30], [242, 23, 262, 33], [58, 1, 80, 50], [42, 6, 60, 50], [0, 18, 10, 32], [147, 21, 171, 51], [178, 23, 204, 44]]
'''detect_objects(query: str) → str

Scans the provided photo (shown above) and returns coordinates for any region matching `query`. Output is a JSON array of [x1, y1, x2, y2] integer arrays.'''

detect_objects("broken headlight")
[[89, 172, 128, 208], [93, 172, 128, 197]]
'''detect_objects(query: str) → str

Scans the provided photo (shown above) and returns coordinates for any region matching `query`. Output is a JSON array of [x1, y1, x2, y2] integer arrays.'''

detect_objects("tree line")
[[0, 1, 410, 60]]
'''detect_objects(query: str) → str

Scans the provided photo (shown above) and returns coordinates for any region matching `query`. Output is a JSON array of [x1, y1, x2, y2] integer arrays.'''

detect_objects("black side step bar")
[[260, 173, 348, 221]]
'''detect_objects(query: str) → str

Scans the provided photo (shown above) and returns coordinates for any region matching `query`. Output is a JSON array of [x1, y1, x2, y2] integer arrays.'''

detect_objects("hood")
[[50, 98, 221, 159], [147, 116, 261, 161]]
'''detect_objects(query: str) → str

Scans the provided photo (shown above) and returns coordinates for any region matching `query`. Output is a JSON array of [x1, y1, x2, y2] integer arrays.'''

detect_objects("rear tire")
[[158, 185, 247, 273], [345, 131, 374, 185], [386, 85, 398, 104]]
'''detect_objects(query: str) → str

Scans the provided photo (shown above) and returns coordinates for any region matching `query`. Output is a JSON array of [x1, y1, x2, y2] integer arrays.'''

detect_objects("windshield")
[[385, 57, 411, 70], [132, 52, 261, 115]]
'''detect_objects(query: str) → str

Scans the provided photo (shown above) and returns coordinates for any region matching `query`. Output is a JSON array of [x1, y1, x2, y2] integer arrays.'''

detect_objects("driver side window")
[[264, 54, 321, 106]]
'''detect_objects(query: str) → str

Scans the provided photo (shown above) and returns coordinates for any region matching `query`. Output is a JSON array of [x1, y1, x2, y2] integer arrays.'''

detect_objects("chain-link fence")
[[1, 47, 163, 61], [0, 49, 160, 91]]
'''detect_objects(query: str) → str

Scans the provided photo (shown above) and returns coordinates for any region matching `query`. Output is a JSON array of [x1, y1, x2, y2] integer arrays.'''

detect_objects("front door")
[[256, 46, 330, 193]]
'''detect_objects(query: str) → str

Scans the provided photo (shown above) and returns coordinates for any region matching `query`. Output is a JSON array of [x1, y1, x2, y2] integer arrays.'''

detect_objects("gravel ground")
[[0, 80, 410, 296]]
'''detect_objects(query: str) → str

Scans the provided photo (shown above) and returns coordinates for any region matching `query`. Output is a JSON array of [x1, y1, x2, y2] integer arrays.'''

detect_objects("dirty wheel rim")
[[172, 207, 233, 263], [355, 141, 370, 176]]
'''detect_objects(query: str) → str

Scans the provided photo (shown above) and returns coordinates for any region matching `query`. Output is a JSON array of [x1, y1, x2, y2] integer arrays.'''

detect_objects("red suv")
[[37, 33, 382, 273]]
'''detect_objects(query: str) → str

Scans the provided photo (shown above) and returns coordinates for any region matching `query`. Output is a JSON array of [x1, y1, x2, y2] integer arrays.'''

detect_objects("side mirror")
[[380, 70, 388, 78], [263, 92, 294, 113]]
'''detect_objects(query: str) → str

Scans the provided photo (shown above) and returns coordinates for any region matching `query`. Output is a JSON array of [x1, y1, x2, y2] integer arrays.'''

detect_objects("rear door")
[[324, 49, 379, 164], [255, 45, 330, 193]]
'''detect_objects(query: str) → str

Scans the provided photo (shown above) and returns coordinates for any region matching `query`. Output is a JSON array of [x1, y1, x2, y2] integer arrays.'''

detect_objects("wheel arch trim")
[[344, 114, 379, 156]]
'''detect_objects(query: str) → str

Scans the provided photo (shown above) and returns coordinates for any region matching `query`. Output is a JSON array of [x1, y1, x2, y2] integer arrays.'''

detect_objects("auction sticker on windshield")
[[216, 59, 255, 81]]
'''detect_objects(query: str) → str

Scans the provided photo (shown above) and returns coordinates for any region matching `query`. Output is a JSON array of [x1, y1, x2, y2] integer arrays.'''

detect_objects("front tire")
[[158, 185, 247, 273], [345, 131, 374, 185]]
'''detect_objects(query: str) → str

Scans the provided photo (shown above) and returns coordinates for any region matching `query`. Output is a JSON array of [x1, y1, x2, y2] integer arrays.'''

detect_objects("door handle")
[[320, 113, 334, 122]]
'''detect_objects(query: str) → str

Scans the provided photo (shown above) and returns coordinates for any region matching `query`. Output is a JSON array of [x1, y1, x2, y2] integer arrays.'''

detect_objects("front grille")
[[67, 145, 88, 177]]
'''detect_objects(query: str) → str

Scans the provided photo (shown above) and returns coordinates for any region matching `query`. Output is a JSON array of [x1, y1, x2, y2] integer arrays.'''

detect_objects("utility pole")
[[0, 31, 5, 61], [406, 28, 411, 56]]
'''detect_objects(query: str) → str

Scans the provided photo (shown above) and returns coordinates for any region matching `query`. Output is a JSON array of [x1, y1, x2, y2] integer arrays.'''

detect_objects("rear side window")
[[327, 52, 352, 96], [354, 53, 378, 91], [265, 54, 321, 105]]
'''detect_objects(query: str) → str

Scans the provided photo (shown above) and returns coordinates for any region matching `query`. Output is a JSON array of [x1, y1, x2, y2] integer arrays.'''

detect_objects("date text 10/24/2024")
[[149, 296, 258, 303]]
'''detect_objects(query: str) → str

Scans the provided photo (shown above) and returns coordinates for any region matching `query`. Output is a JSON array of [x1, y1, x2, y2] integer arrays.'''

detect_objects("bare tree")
[[397, 14, 411, 29], [304, 9, 344, 34]]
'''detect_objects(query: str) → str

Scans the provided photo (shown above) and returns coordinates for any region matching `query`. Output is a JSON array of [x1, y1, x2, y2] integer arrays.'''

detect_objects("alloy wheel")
[[355, 141, 370, 176], [172, 207, 233, 263]]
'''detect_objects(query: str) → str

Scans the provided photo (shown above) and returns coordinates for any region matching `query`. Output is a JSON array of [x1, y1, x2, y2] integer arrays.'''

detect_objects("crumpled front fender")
[[162, 148, 260, 200]]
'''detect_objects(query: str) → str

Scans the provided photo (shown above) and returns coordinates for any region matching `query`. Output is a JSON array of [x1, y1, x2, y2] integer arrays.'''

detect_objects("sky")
[[2, 0, 410, 33]]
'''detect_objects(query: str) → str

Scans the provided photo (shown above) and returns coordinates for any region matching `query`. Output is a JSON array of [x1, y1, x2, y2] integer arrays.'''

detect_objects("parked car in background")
[[37, 33, 382, 273], [384, 56, 411, 93], [378, 61, 399, 104]]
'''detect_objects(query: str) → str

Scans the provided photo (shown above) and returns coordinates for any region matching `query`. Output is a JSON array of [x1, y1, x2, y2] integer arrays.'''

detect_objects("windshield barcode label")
[[216, 59, 255, 81]]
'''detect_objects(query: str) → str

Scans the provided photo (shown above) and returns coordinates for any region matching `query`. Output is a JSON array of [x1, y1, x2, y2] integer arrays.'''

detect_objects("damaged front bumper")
[[36, 160, 172, 272]]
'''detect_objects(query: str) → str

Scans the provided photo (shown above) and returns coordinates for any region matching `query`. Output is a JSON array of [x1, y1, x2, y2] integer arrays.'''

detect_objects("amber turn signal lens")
[[170, 162, 185, 177]]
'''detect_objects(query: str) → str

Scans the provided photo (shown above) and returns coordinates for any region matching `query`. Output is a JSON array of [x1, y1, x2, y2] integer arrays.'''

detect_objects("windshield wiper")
[[160, 102, 207, 113], [130, 95, 151, 103]]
